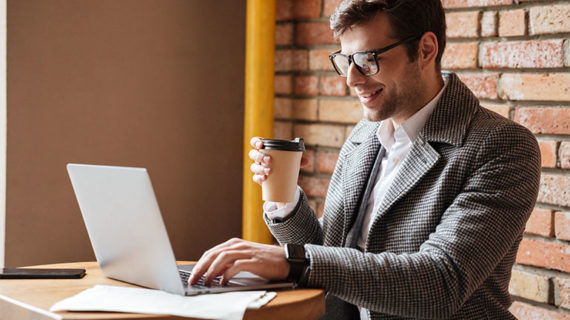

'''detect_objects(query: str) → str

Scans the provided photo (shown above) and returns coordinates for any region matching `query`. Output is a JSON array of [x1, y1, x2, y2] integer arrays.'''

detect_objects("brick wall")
[[273, 0, 570, 318]]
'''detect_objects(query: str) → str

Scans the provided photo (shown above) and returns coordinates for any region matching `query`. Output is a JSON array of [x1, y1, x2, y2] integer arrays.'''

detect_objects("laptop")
[[67, 163, 295, 296]]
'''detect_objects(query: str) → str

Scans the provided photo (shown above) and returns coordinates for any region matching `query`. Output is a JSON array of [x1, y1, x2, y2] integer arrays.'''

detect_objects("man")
[[190, 0, 541, 319]]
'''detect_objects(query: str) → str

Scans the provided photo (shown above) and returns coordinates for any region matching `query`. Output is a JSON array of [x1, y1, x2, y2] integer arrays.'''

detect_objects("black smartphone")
[[0, 268, 86, 279]]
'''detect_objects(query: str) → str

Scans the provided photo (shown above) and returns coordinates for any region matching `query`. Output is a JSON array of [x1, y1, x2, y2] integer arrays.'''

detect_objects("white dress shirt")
[[264, 80, 447, 320]]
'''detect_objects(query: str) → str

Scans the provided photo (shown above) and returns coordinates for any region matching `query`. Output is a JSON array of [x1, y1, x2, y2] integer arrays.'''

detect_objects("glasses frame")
[[329, 35, 421, 77]]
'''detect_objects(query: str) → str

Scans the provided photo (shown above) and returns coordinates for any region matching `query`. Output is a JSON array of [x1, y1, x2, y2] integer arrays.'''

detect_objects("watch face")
[[286, 244, 306, 263]]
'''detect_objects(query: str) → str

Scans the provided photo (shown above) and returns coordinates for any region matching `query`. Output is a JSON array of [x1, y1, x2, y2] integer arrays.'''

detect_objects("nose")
[[346, 63, 366, 88]]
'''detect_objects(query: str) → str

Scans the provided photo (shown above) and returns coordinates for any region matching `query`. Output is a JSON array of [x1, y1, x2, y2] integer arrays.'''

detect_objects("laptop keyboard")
[[179, 270, 224, 289]]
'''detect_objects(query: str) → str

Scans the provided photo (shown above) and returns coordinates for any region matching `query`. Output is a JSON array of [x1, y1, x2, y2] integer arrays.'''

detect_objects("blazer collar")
[[349, 73, 479, 148], [421, 72, 480, 147], [349, 119, 380, 144]]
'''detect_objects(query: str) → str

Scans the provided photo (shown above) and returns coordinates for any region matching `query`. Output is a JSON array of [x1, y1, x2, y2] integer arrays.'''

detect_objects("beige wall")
[[6, 0, 246, 266]]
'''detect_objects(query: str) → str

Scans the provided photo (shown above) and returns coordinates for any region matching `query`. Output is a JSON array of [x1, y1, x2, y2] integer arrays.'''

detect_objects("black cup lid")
[[261, 138, 305, 151]]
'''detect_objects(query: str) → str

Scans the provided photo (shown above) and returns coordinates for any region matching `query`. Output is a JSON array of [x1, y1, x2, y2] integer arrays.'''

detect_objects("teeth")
[[361, 89, 381, 98]]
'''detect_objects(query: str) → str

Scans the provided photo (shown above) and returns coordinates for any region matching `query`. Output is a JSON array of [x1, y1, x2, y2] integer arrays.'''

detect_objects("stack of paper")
[[50, 285, 276, 320]]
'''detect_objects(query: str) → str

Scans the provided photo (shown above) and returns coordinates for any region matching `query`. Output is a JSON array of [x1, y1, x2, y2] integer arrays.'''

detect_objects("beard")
[[362, 65, 422, 122]]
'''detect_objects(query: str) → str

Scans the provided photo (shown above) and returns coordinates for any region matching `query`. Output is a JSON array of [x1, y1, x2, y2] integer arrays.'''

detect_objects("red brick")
[[441, 42, 479, 69], [446, 11, 480, 38], [275, 75, 292, 95], [509, 269, 550, 303], [499, 9, 526, 37], [317, 201, 325, 218], [555, 277, 570, 309], [319, 99, 363, 123], [480, 102, 510, 118], [298, 175, 330, 198], [525, 208, 554, 237], [501, 73, 570, 102], [297, 22, 336, 46], [301, 149, 315, 173], [320, 75, 346, 96], [538, 174, 570, 207], [276, 0, 294, 21], [294, 75, 319, 96], [510, 301, 570, 320], [444, 0, 512, 8], [309, 49, 334, 71], [274, 121, 293, 139], [559, 40, 570, 69], [345, 125, 354, 138], [457, 73, 499, 99], [275, 23, 294, 46], [317, 150, 340, 174], [275, 49, 309, 71], [515, 107, 570, 135], [480, 40, 564, 69], [324, 0, 343, 17], [292, 99, 318, 121], [555, 211, 570, 242], [538, 140, 558, 168], [481, 11, 497, 37], [530, 4, 570, 35], [294, 124, 345, 148], [274, 98, 293, 119], [561, 142, 570, 169], [516, 238, 570, 272], [308, 199, 318, 214], [349, 86, 358, 97], [276, 0, 322, 21]]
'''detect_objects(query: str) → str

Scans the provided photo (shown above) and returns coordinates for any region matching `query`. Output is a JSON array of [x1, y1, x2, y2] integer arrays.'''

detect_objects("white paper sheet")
[[50, 285, 276, 320]]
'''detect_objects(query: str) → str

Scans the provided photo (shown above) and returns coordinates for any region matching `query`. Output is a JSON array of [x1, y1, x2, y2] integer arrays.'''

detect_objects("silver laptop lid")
[[67, 164, 185, 295]]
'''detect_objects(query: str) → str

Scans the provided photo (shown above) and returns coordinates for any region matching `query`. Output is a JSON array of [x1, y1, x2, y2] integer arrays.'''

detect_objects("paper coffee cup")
[[260, 138, 305, 202]]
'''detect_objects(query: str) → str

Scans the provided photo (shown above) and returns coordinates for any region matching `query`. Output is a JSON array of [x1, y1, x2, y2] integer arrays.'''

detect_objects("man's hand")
[[249, 137, 272, 185], [188, 238, 290, 286], [249, 137, 309, 208], [249, 137, 310, 185]]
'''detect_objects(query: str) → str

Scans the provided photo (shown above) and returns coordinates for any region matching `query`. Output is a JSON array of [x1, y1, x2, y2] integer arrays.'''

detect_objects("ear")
[[417, 32, 438, 71]]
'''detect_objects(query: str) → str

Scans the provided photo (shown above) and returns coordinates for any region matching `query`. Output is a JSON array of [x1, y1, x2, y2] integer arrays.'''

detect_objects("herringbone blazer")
[[266, 73, 541, 319]]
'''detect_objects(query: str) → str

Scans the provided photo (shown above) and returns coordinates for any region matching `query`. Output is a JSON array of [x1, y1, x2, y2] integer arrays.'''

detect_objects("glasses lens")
[[353, 52, 378, 76], [332, 54, 349, 76]]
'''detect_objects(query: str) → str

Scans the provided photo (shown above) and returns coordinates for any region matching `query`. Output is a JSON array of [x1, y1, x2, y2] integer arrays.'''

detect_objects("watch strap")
[[285, 243, 309, 284]]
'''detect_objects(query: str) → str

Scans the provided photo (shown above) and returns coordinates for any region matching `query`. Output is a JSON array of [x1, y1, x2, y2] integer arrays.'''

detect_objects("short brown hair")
[[330, 0, 447, 70]]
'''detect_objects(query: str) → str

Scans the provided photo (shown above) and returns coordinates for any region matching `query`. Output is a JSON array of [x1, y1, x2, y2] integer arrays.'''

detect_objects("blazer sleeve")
[[264, 188, 324, 245], [301, 122, 541, 318], [264, 119, 359, 246]]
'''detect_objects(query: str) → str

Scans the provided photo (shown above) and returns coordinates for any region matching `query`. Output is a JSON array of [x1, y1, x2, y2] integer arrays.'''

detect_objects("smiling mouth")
[[359, 88, 383, 103]]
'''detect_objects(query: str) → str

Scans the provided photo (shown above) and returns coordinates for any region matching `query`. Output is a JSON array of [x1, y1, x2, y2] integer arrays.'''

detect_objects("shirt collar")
[[376, 78, 448, 148]]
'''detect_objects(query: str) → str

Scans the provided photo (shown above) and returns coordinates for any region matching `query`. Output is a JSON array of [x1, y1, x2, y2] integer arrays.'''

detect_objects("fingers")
[[248, 149, 271, 165], [190, 239, 290, 286], [221, 259, 256, 284], [250, 162, 271, 175], [189, 238, 244, 285], [203, 250, 252, 285], [250, 137, 263, 149], [249, 138, 272, 186]]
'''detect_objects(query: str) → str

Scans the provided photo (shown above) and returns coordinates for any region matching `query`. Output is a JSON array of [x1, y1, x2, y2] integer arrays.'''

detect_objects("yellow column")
[[242, 0, 275, 243]]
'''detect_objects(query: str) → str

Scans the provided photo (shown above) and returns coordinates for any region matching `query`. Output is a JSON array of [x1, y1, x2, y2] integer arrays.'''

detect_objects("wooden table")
[[0, 262, 325, 320]]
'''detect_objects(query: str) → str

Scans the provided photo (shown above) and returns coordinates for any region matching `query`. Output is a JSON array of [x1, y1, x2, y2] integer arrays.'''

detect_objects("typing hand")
[[188, 238, 289, 286]]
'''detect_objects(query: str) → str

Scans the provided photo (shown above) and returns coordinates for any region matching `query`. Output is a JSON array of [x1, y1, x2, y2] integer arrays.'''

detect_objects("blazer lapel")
[[371, 136, 440, 225], [367, 72, 481, 235], [341, 122, 380, 243]]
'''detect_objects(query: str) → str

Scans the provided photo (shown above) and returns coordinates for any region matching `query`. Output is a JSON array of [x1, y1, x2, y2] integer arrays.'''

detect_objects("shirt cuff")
[[263, 186, 301, 220]]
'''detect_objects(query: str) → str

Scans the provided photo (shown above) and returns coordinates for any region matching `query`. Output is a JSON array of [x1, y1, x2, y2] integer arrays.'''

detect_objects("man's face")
[[339, 13, 422, 122]]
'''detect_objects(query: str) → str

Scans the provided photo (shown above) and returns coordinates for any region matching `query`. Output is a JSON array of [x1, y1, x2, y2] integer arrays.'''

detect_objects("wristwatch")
[[284, 243, 310, 285]]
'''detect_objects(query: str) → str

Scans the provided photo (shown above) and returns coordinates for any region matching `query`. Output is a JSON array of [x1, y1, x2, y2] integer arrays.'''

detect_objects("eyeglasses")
[[329, 36, 420, 77]]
